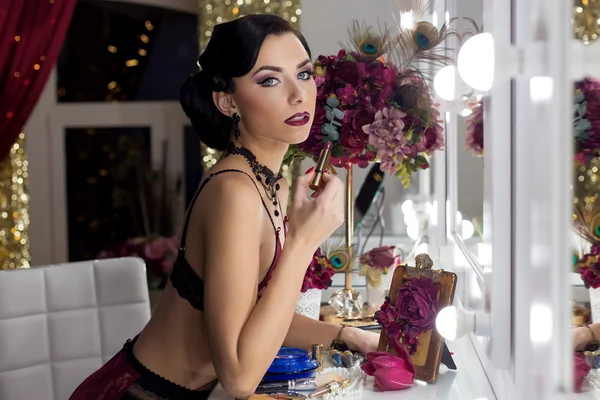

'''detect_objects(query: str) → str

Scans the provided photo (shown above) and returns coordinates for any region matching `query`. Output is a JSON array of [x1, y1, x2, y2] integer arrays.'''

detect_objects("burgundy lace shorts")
[[69, 337, 213, 400]]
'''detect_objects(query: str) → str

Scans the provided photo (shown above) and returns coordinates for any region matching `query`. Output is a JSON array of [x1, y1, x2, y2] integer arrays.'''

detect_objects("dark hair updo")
[[180, 14, 312, 151]]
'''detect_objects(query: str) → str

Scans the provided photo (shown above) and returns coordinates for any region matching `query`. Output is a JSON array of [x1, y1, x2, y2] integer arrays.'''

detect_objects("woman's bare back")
[[131, 156, 288, 390]]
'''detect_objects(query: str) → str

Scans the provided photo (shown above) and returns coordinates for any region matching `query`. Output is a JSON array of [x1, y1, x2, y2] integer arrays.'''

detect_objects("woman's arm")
[[202, 173, 342, 398], [283, 313, 380, 354], [574, 323, 600, 351]]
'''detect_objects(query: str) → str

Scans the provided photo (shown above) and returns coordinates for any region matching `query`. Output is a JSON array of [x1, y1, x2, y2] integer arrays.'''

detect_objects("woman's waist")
[[132, 333, 217, 391]]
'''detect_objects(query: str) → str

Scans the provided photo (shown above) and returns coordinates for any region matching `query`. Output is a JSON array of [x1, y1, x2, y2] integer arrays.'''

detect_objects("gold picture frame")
[[377, 256, 457, 383]]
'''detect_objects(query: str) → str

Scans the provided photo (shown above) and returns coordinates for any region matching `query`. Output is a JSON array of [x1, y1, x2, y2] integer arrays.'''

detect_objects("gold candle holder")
[[328, 166, 364, 318]]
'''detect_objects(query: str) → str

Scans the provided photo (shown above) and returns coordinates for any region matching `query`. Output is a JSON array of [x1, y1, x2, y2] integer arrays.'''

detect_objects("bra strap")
[[179, 169, 277, 248]]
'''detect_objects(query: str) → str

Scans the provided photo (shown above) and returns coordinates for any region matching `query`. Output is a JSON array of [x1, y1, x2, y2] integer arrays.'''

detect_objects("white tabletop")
[[208, 335, 495, 399]]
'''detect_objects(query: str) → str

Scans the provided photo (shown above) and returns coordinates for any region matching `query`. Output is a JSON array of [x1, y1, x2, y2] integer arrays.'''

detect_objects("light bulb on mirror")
[[401, 199, 414, 214], [460, 220, 474, 240], [457, 33, 520, 92], [433, 65, 466, 101], [436, 304, 490, 341], [460, 108, 473, 117], [407, 223, 419, 240]]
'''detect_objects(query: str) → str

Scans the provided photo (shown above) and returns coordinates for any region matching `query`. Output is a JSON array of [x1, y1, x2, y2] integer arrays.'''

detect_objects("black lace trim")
[[124, 337, 214, 399], [170, 250, 205, 311]]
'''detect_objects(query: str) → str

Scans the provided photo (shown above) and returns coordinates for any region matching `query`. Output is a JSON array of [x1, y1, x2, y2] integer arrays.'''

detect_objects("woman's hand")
[[342, 327, 381, 354], [287, 172, 345, 251]]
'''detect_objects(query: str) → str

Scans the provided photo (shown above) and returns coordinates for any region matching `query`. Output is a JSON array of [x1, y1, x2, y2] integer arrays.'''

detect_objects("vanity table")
[[207, 335, 495, 400]]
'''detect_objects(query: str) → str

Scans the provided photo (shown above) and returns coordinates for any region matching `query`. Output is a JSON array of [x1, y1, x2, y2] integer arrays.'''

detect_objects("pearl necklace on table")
[[318, 364, 367, 399], [585, 369, 600, 392]]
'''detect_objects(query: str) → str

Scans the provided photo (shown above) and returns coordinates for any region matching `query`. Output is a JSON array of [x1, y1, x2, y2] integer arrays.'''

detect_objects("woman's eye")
[[298, 71, 314, 80], [259, 77, 278, 87]]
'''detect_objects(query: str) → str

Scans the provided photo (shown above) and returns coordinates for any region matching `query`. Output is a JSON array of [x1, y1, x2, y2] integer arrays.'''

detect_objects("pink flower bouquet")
[[578, 243, 600, 289], [286, 22, 445, 188], [574, 77, 600, 164]]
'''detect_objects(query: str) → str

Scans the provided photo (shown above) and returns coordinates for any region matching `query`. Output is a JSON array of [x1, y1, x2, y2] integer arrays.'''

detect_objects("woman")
[[70, 14, 380, 400]]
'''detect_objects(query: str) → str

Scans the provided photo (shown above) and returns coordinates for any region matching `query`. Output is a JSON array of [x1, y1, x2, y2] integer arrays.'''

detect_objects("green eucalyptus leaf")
[[333, 108, 345, 120], [326, 97, 340, 108], [322, 125, 337, 136], [325, 109, 335, 121]]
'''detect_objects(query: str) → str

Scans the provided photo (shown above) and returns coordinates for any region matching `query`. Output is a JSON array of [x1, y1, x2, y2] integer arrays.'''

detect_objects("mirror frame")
[[445, 0, 512, 370]]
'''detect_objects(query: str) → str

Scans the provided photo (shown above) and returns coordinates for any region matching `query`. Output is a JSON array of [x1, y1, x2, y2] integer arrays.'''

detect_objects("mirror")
[[456, 98, 484, 251], [447, 1, 485, 270]]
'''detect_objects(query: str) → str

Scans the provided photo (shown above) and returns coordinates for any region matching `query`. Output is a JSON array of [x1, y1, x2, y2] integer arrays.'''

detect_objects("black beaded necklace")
[[224, 141, 283, 217]]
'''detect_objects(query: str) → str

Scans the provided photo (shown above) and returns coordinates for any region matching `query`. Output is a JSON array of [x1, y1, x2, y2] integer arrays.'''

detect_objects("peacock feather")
[[390, 0, 482, 79], [573, 158, 600, 246], [320, 236, 358, 273], [342, 20, 394, 63]]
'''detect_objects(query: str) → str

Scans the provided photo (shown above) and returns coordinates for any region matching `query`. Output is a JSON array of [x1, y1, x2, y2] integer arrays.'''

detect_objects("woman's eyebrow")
[[251, 59, 312, 77]]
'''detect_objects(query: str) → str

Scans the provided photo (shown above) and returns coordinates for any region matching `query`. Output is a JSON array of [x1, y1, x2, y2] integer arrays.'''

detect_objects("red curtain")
[[0, 0, 77, 161]]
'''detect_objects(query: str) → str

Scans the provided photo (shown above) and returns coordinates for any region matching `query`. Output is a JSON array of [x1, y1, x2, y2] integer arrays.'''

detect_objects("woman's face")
[[229, 32, 316, 145]]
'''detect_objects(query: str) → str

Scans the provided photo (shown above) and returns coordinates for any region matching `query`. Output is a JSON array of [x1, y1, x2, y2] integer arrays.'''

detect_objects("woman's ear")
[[213, 91, 237, 118]]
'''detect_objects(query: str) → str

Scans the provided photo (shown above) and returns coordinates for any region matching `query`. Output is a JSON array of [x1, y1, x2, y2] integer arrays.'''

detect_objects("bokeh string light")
[[574, 0, 600, 44], [0, 133, 31, 269], [197, 0, 302, 187]]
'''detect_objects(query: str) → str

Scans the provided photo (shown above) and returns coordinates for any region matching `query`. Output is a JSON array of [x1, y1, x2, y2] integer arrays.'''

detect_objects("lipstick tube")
[[309, 142, 332, 191], [307, 378, 352, 398], [311, 344, 323, 372]]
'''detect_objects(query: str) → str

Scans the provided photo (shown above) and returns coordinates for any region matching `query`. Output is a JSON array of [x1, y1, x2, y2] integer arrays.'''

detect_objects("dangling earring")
[[232, 113, 241, 141]]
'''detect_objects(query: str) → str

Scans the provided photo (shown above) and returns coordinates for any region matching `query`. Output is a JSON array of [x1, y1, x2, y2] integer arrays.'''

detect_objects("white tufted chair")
[[0, 257, 151, 400]]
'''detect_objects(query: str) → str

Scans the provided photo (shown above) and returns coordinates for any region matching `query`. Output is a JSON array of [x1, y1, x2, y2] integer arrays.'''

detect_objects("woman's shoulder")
[[201, 168, 261, 199]]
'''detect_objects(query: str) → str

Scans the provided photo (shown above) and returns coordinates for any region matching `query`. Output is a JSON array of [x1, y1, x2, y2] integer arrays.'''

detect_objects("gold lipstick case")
[[309, 142, 332, 191]]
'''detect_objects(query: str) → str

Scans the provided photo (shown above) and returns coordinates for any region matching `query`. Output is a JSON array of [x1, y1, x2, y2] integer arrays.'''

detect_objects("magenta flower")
[[396, 277, 440, 330], [361, 340, 415, 391], [374, 297, 403, 338], [574, 78, 600, 161], [301, 248, 335, 292], [578, 244, 600, 289], [465, 100, 484, 156], [359, 245, 401, 273]]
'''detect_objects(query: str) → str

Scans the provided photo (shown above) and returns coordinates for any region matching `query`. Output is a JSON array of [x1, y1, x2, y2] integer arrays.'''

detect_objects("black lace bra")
[[169, 169, 284, 311]]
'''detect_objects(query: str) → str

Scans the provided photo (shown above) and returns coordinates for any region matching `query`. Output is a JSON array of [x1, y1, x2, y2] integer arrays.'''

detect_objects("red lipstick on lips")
[[284, 112, 310, 126]]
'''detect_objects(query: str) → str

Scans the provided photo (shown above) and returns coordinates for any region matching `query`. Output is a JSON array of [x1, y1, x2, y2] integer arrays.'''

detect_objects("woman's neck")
[[235, 136, 288, 173]]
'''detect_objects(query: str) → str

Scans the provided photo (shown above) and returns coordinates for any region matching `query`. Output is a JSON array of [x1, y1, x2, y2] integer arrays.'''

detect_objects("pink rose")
[[396, 277, 439, 330], [334, 60, 359, 86], [359, 245, 401, 272], [351, 108, 376, 132]]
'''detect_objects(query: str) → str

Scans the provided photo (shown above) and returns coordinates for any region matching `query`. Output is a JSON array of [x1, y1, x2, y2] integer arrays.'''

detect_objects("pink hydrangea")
[[363, 108, 409, 174]]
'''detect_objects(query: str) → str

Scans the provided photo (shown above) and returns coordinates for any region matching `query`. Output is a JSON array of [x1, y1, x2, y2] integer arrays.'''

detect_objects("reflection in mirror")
[[457, 96, 484, 248], [570, 1, 600, 394], [441, 0, 484, 266]]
